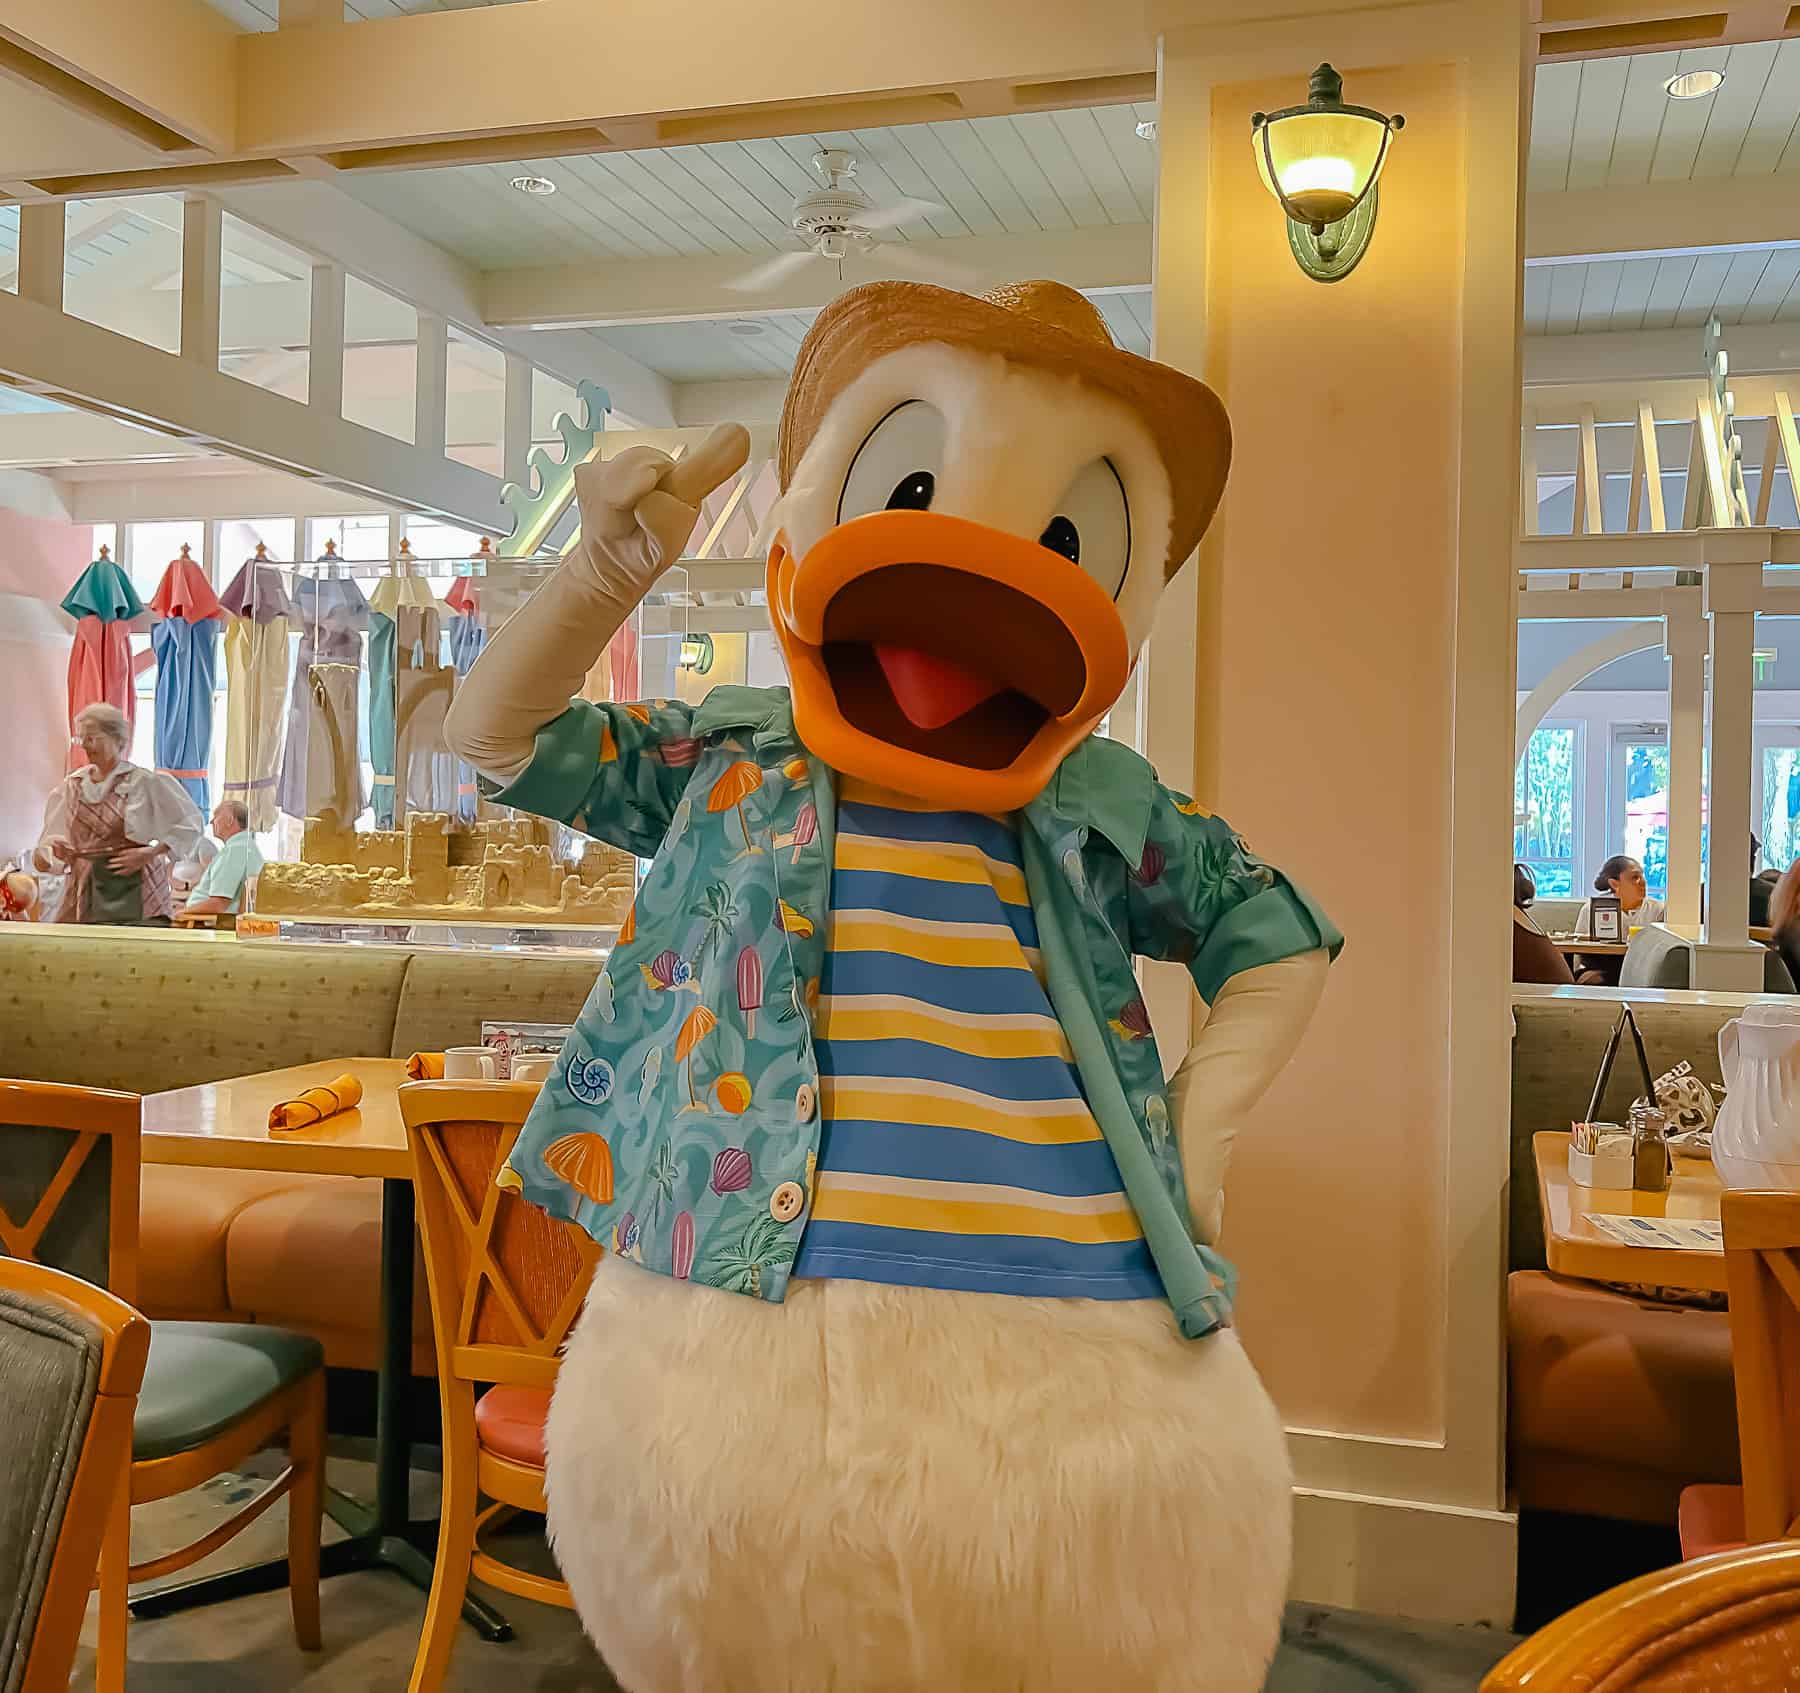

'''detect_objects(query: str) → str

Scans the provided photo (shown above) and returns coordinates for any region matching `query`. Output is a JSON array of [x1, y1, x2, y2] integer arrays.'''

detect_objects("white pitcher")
[[1715, 1002, 1800, 1189]]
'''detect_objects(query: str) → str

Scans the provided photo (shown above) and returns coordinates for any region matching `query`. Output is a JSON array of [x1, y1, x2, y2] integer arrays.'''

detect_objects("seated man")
[[177, 800, 264, 920]]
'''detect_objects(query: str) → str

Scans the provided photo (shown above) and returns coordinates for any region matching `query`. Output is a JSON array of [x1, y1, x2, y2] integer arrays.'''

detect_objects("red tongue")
[[874, 643, 1004, 731]]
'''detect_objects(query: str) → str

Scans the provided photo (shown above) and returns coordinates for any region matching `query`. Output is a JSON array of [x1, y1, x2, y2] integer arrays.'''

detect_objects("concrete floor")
[[74, 1450, 1515, 1692]]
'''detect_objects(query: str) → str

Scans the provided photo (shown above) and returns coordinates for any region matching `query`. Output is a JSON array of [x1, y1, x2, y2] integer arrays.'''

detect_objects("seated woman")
[[33, 702, 204, 926], [1572, 854, 1664, 986], [1512, 864, 1573, 985]]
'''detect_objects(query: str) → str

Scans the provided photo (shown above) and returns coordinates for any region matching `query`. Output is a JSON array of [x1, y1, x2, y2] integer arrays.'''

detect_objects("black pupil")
[[1040, 515, 1080, 563], [886, 471, 934, 511]]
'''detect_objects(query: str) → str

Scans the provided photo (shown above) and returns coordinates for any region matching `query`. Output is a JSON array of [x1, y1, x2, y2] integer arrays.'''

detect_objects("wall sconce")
[[678, 630, 716, 675], [1251, 63, 1403, 283]]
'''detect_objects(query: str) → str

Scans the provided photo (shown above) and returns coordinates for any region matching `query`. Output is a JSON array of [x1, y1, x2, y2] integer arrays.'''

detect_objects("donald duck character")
[[446, 280, 1342, 1693]]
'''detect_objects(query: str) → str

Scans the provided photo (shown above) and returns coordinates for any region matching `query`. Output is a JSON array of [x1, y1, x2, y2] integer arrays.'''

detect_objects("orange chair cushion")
[[1679, 1483, 1748, 1562], [1508, 1272, 1739, 1522], [138, 1165, 320, 1319], [476, 1385, 550, 1469]]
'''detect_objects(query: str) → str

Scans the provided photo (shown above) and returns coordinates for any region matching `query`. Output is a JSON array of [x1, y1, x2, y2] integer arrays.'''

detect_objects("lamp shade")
[[1251, 64, 1402, 232]]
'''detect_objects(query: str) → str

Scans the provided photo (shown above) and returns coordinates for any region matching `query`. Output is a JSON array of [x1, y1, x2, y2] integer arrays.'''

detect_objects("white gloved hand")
[[1170, 949, 1330, 1244], [445, 423, 750, 781]]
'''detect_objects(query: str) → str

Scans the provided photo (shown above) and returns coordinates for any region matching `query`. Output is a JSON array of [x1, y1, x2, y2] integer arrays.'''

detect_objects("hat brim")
[[777, 281, 1231, 578]]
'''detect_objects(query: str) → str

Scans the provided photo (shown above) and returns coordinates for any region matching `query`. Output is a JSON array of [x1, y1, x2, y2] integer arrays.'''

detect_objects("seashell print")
[[566, 1052, 616, 1104], [617, 1211, 641, 1253], [714, 1071, 752, 1114], [671, 1211, 696, 1279], [657, 737, 701, 767], [640, 949, 697, 992], [711, 1145, 752, 1195], [1133, 841, 1166, 886], [543, 1131, 614, 1203]]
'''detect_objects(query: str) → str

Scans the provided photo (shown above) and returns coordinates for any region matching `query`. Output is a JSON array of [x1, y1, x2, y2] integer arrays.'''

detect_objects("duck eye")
[[1039, 514, 1079, 562], [839, 400, 947, 523], [887, 471, 935, 511]]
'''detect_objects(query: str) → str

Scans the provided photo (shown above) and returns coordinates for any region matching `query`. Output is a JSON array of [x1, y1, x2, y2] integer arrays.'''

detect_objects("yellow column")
[[1152, 0, 1526, 1623]]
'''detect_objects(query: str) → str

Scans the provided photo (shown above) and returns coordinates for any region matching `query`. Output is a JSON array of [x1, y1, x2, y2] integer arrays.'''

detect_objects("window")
[[1515, 723, 1580, 897], [1760, 729, 1800, 875]]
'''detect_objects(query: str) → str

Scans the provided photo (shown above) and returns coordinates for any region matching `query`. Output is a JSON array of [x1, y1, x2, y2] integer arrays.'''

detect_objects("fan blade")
[[871, 241, 984, 289], [858, 196, 948, 234], [724, 250, 817, 293]]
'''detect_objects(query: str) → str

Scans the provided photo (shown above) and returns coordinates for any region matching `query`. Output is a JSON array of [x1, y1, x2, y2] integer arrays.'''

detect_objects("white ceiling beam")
[[1526, 323, 1800, 392], [0, 410, 212, 469], [211, 181, 676, 425], [0, 283, 509, 531], [481, 225, 1154, 329], [0, 0, 238, 154], [60, 466, 391, 524], [232, 0, 1152, 164], [1526, 179, 1796, 264], [1532, 0, 1799, 60]]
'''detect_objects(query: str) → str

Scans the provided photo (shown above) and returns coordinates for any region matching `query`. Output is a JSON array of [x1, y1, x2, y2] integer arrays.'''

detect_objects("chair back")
[[0, 1082, 140, 1303], [0, 1258, 148, 1693], [401, 1082, 600, 1393], [1720, 1189, 1800, 1545], [1484, 1542, 1800, 1689]]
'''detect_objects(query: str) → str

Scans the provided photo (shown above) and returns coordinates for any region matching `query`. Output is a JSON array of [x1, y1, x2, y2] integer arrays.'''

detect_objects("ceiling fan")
[[724, 149, 980, 293]]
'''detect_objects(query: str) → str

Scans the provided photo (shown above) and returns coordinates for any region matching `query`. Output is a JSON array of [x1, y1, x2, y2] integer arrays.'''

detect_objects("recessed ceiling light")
[[1664, 69, 1724, 99], [509, 173, 558, 196], [727, 320, 767, 338], [1135, 119, 1158, 141]]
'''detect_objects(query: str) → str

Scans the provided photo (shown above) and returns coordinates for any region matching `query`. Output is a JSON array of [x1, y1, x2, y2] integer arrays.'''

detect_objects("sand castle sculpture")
[[252, 811, 635, 926]]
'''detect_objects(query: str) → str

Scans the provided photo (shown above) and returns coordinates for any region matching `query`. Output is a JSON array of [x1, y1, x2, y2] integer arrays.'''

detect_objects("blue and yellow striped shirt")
[[795, 780, 1164, 1301]]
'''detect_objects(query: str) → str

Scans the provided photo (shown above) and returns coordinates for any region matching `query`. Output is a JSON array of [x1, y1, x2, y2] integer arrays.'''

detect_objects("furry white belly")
[[546, 1256, 1291, 1693]]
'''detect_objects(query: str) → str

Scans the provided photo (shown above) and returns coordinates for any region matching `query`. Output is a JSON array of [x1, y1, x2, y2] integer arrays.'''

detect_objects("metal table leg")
[[132, 1177, 513, 1641]]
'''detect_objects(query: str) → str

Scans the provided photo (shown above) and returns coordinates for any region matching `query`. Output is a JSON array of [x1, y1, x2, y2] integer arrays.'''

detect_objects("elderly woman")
[[34, 703, 204, 926]]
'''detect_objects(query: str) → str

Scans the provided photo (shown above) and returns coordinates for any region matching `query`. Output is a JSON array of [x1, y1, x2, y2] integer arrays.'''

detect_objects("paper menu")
[[1586, 1213, 1723, 1252], [480, 1021, 572, 1080]]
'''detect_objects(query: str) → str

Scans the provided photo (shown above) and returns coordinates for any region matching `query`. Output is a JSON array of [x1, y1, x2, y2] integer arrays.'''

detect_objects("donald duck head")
[[762, 280, 1231, 812]]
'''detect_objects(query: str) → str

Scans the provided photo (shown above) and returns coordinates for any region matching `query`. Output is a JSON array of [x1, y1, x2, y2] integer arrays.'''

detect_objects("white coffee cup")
[[444, 1046, 497, 1081], [511, 1055, 554, 1085]]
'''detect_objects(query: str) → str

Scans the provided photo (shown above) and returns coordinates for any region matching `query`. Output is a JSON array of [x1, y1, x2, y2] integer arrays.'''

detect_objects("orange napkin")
[[405, 1052, 445, 1080], [268, 1074, 363, 1133]]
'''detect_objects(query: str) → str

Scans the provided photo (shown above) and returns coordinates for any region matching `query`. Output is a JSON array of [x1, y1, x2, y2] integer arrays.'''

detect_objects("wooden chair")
[[1485, 1541, 1800, 1688], [401, 1081, 601, 1693], [0, 1258, 149, 1693], [0, 1080, 326, 1693], [1678, 1189, 1800, 1562]]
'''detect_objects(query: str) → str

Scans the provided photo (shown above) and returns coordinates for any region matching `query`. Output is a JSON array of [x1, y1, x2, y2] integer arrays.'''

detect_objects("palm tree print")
[[643, 1139, 680, 1230], [689, 881, 742, 966], [702, 1213, 798, 1297]]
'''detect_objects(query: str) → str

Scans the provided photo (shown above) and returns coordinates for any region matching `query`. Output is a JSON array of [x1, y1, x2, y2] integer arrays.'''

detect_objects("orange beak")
[[768, 510, 1130, 812]]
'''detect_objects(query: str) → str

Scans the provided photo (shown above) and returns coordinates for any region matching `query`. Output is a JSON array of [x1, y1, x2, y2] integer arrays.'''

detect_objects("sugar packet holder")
[[1570, 1004, 1657, 1187]]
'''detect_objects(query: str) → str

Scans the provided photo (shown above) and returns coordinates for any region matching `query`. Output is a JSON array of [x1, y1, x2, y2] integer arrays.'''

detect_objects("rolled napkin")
[[268, 1074, 364, 1133], [405, 1052, 445, 1080]]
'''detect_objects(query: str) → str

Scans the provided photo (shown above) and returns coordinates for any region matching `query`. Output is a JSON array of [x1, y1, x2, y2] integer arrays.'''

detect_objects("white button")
[[770, 1181, 806, 1224], [795, 1082, 817, 1122]]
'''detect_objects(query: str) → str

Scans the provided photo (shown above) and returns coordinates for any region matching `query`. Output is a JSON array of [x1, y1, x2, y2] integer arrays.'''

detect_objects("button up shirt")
[[490, 685, 1341, 1340]]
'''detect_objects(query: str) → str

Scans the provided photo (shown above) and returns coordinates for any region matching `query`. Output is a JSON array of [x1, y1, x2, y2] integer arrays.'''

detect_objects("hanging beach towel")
[[147, 544, 223, 809], [219, 546, 295, 831]]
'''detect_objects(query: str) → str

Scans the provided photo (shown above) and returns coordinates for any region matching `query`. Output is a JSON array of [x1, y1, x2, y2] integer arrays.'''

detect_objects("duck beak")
[[767, 510, 1130, 811]]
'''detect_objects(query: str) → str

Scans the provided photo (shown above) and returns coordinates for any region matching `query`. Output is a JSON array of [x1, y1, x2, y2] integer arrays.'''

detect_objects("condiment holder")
[[1569, 1122, 1633, 1187], [1569, 1004, 1666, 1192]]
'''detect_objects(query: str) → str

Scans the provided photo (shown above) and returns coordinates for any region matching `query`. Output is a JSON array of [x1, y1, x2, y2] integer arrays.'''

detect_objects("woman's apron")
[[53, 773, 172, 925]]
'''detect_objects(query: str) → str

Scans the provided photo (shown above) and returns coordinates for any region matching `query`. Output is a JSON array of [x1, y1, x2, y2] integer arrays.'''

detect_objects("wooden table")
[[143, 1057, 411, 1180], [1534, 1131, 1724, 1294], [1549, 938, 1629, 958], [137, 1056, 508, 1642]]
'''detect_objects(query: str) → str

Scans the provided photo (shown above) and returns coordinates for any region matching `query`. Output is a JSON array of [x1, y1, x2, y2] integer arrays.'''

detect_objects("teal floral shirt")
[[490, 685, 1342, 1340]]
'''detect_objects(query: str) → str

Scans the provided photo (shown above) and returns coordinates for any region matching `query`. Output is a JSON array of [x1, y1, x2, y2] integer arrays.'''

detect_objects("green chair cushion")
[[133, 1322, 323, 1462]]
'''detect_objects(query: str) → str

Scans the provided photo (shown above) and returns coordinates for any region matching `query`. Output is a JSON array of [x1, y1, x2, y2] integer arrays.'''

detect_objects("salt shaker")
[[1629, 1099, 1671, 1193]]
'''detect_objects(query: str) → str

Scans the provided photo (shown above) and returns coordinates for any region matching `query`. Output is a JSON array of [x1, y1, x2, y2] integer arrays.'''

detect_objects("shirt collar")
[[1025, 734, 1155, 868], [692, 685, 795, 740]]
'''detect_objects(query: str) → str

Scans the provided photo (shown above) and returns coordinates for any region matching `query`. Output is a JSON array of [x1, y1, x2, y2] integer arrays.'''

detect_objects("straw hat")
[[777, 279, 1231, 578]]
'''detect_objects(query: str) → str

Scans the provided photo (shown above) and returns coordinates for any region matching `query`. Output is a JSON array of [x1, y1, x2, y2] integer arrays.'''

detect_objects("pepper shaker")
[[1629, 1099, 1671, 1193]]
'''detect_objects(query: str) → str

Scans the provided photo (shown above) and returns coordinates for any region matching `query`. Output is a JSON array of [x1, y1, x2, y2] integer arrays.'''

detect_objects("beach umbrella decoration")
[[543, 1132, 614, 1205], [147, 544, 223, 808], [61, 544, 146, 769], [707, 760, 766, 855], [676, 1004, 717, 1110]]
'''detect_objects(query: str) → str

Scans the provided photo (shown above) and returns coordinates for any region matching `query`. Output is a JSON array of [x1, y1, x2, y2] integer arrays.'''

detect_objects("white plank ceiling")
[[200, 0, 526, 28], [587, 287, 1151, 383], [1526, 248, 1800, 335], [346, 105, 1159, 270], [1530, 40, 1800, 191]]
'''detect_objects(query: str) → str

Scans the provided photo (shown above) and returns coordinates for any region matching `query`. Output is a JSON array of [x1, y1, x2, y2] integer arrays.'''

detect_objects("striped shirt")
[[794, 780, 1164, 1301]]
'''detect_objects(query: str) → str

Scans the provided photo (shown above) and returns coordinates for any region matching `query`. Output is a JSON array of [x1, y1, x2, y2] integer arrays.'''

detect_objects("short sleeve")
[[486, 696, 704, 859], [1125, 788, 1342, 1005]]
